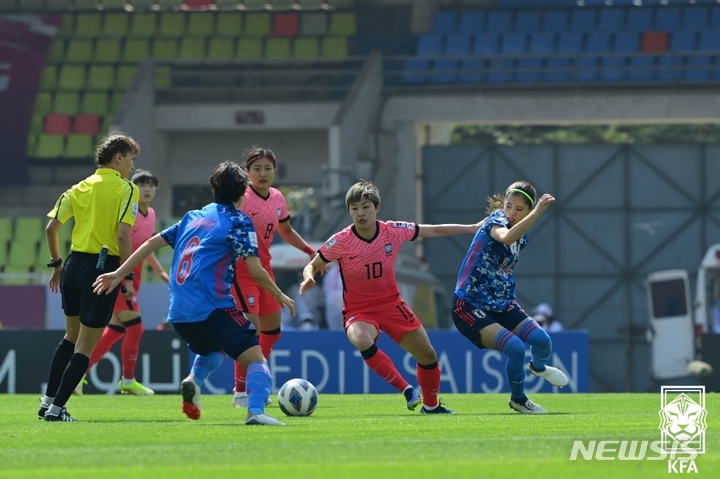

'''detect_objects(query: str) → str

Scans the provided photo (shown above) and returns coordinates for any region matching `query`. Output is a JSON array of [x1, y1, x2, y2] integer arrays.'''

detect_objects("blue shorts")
[[451, 294, 530, 349], [172, 308, 259, 360]]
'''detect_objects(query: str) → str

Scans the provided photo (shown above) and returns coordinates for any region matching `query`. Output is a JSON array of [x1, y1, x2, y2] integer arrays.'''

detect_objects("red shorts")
[[112, 276, 141, 314], [343, 297, 421, 344], [231, 281, 281, 317]]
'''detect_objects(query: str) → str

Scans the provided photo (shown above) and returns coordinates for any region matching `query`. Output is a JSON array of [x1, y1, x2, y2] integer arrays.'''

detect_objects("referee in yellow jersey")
[[39, 133, 140, 422]]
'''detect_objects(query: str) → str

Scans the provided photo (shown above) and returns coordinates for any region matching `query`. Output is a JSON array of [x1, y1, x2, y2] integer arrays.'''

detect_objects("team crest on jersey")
[[385, 243, 392, 255], [248, 295, 255, 305], [277, 208, 281, 217], [324, 237, 337, 249], [471, 308, 486, 319]]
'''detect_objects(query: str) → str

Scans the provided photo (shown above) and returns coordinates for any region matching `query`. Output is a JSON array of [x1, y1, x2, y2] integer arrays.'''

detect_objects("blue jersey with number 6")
[[160, 203, 258, 323]]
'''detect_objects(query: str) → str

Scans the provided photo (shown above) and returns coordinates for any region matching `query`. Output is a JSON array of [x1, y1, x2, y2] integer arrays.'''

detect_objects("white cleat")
[[509, 398, 547, 415], [527, 363, 569, 388], [233, 390, 271, 408], [245, 412, 285, 426]]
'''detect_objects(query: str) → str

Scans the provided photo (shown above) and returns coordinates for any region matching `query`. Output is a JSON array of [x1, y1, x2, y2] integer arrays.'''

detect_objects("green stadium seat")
[[155, 0, 179, 8], [65, 39, 94, 62], [64, 134, 94, 159], [269, 0, 294, 7], [188, 12, 214, 36], [300, 13, 327, 37], [0, 218, 11, 243], [74, 14, 102, 37], [152, 38, 178, 59], [87, 65, 115, 90], [75, 0, 100, 9], [0, 266, 32, 286], [81, 92, 109, 115], [34, 93, 53, 116], [110, 91, 124, 112], [154, 66, 172, 89], [130, 0, 153, 8], [265, 38, 290, 60], [53, 92, 80, 114], [242, 0, 266, 8], [130, 13, 158, 37], [0, 241, 7, 270], [327, 0, 353, 7], [179, 37, 206, 59], [57, 14, 74, 38], [321, 37, 348, 57], [18, 0, 43, 10], [39, 66, 57, 91], [103, 0, 128, 11], [237, 38, 263, 59], [94, 39, 122, 63], [58, 65, 86, 90], [215, 14, 242, 37], [207, 38, 234, 59], [8, 240, 37, 268], [30, 114, 44, 134], [214, 0, 239, 9], [14, 217, 43, 242], [122, 38, 151, 62], [27, 134, 38, 156], [159, 13, 186, 37], [46, 39, 65, 63], [329, 12, 356, 36], [116, 65, 138, 89], [35, 135, 64, 158], [0, 0, 16, 11], [103, 13, 129, 37], [244, 13, 271, 37], [293, 37, 319, 58], [102, 114, 115, 134], [46, 0, 71, 5]]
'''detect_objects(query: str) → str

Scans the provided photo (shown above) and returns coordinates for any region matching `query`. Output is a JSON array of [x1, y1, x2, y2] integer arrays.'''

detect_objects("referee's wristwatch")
[[124, 272, 135, 281], [47, 257, 62, 268]]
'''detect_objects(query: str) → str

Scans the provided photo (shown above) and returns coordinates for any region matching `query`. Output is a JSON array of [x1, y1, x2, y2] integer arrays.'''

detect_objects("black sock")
[[53, 353, 90, 408], [44, 339, 75, 398]]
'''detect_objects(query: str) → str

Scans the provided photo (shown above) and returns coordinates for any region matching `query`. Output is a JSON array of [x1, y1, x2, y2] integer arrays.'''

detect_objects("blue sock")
[[518, 320, 552, 372], [246, 362, 272, 415], [494, 329, 527, 402], [191, 352, 225, 388]]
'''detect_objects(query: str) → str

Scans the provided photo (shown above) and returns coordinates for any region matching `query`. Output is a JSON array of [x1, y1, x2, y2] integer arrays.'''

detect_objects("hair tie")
[[506, 188, 535, 206]]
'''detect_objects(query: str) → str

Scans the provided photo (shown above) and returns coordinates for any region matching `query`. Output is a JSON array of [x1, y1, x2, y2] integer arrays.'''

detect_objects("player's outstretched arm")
[[418, 218, 486, 238], [93, 234, 168, 295], [245, 255, 296, 316], [299, 255, 326, 294], [491, 193, 555, 245]]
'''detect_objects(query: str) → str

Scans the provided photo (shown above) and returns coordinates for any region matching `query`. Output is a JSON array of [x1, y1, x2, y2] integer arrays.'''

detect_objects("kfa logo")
[[660, 386, 707, 473], [384, 243, 392, 255], [248, 295, 256, 305], [277, 208, 281, 217]]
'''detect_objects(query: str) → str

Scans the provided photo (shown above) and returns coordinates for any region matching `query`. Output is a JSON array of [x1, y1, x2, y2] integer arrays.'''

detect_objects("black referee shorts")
[[61, 251, 121, 328]]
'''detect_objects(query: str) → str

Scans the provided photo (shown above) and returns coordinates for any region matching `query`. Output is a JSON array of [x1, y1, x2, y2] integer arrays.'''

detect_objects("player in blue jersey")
[[93, 161, 294, 426], [452, 181, 569, 414]]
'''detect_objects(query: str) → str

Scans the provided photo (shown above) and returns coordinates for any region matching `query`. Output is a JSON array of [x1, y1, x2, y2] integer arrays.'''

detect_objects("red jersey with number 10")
[[235, 186, 290, 282], [318, 220, 419, 312]]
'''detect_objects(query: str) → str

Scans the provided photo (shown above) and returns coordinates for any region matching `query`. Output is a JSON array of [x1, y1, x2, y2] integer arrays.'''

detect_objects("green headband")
[[506, 188, 534, 206]]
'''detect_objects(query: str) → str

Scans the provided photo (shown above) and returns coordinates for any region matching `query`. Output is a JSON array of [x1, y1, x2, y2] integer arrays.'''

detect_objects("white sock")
[[42, 395, 54, 405], [423, 403, 438, 411], [122, 378, 134, 385], [48, 404, 62, 415]]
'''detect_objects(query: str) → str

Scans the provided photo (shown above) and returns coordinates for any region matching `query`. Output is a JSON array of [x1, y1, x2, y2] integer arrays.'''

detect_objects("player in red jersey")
[[300, 181, 482, 413], [78, 170, 168, 396], [230, 147, 317, 407]]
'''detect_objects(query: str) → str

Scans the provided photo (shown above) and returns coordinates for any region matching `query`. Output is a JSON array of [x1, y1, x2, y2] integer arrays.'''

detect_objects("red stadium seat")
[[272, 13, 299, 38], [72, 114, 101, 136], [184, 0, 213, 8], [642, 31, 669, 53], [43, 113, 72, 135]]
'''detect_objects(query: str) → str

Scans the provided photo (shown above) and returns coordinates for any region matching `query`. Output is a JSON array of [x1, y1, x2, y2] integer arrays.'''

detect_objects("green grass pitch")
[[0, 393, 718, 479]]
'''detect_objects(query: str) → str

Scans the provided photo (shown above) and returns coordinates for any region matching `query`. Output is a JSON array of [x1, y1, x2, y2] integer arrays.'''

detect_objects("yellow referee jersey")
[[48, 168, 140, 256]]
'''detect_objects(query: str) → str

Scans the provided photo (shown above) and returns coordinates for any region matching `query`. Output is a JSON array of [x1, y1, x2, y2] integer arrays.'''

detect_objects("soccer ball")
[[277, 378, 318, 417]]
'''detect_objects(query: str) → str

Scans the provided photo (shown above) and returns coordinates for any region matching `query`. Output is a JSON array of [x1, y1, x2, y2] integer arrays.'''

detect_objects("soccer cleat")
[[119, 379, 155, 396], [181, 378, 201, 420], [73, 376, 88, 396], [38, 398, 50, 420], [44, 407, 77, 422], [508, 397, 547, 415], [420, 399, 456, 415], [404, 387, 421, 411], [527, 362, 569, 388], [245, 412, 285, 426], [232, 390, 271, 408]]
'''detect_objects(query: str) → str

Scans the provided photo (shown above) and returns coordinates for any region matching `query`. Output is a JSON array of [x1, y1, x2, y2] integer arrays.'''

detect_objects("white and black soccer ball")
[[277, 378, 318, 417]]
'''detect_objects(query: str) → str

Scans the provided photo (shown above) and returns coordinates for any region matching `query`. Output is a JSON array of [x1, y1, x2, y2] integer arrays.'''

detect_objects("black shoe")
[[44, 407, 77, 422], [38, 398, 49, 420], [419, 399, 456, 415]]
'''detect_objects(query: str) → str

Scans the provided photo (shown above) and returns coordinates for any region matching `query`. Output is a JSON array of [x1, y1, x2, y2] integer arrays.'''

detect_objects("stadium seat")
[[244, 13, 271, 37], [13, 217, 43, 242], [626, 9, 653, 32], [81, 92, 108, 115], [47, 0, 73, 12], [579, 32, 611, 82], [272, 13, 299, 38], [300, 13, 327, 36], [469, 33, 500, 83], [87, 65, 115, 90], [570, 10, 596, 33], [0, 241, 7, 271], [179, 38, 206, 59], [546, 32, 582, 83], [242, 0, 267, 8], [687, 31, 720, 81], [94, 39, 122, 63], [486, 11, 513, 35], [265, 38, 291, 60], [490, 32, 526, 83], [103, 0, 129, 10], [213, 0, 238, 8], [64, 134, 94, 158], [654, 7, 681, 32], [75, 0, 100, 10], [403, 35, 442, 83], [28, 134, 38, 156], [43, 113, 72, 135], [458, 11, 485, 35], [46, 40, 65, 63], [642, 31, 668, 52], [122, 38, 151, 62], [130, 13, 158, 37], [431, 12, 457, 35], [159, 13, 186, 37], [39, 66, 57, 91], [518, 32, 554, 83], [598, 9, 624, 33], [8, 240, 37, 268], [34, 93, 53, 116], [630, 32, 665, 81], [603, 32, 639, 82], [711, 7, 720, 30], [73, 114, 101, 136], [237, 38, 263, 58], [18, 0, 44, 11], [30, 114, 44, 134], [433, 34, 469, 83], [207, 38, 235, 59], [326, 0, 353, 7], [320, 37, 348, 57], [58, 65, 86, 90], [188, 12, 214, 36], [682, 7, 708, 31], [215, 14, 243, 37], [65, 39, 94, 62], [53, 92, 80, 114], [152, 39, 179, 59], [329, 12, 356, 36], [0, 218, 11, 243], [74, 14, 102, 37], [657, 31, 695, 81], [116, 65, 139, 89], [293, 37, 319, 58], [514, 11, 540, 33], [104, 13, 129, 37], [110, 91, 124, 112], [57, 14, 74, 38]]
